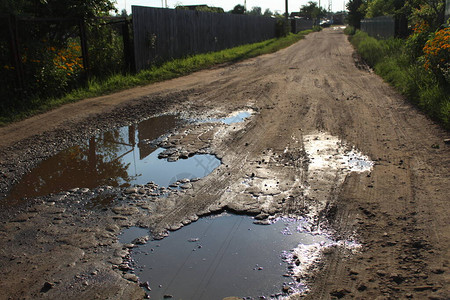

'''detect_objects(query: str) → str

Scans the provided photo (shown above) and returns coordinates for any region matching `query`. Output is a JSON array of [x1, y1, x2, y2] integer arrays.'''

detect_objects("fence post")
[[8, 14, 24, 91], [79, 19, 90, 81], [122, 19, 135, 73]]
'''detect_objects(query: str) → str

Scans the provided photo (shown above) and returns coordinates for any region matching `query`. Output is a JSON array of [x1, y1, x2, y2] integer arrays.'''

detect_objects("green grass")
[[348, 30, 450, 130], [0, 29, 315, 126]]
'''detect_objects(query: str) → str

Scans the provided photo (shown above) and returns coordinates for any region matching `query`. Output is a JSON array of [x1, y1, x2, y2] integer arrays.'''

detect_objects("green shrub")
[[344, 26, 356, 35], [352, 29, 449, 129]]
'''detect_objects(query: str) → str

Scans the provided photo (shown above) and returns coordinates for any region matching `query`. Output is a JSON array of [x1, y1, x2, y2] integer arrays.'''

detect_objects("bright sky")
[[115, 0, 348, 15]]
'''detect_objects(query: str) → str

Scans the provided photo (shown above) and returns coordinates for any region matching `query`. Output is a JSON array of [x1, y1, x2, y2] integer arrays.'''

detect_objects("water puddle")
[[220, 111, 252, 124], [120, 213, 331, 299], [4, 115, 220, 205], [194, 111, 252, 125]]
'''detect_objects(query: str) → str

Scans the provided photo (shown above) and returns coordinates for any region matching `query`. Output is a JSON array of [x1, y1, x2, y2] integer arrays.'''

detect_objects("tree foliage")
[[0, 0, 117, 18], [230, 4, 246, 14], [248, 6, 262, 16], [263, 8, 273, 17], [346, 0, 366, 28], [300, 1, 327, 19]]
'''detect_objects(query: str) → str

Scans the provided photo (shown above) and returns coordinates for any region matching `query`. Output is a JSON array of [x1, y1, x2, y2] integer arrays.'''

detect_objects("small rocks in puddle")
[[139, 281, 151, 290], [132, 236, 149, 245], [255, 213, 269, 220]]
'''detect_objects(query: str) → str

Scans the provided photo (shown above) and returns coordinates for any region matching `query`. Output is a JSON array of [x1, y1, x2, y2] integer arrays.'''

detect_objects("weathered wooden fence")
[[361, 16, 395, 39], [132, 6, 277, 72], [291, 18, 314, 33], [361, 15, 408, 39]]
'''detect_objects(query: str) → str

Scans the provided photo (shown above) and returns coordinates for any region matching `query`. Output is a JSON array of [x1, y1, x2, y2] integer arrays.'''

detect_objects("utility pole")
[[328, 0, 332, 20], [285, 0, 289, 34]]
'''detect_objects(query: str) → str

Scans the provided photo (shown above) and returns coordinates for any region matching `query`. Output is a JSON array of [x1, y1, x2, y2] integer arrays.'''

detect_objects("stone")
[[125, 187, 137, 194], [330, 288, 350, 298], [124, 273, 138, 282], [41, 282, 54, 293], [114, 249, 129, 258], [112, 206, 139, 215], [105, 224, 120, 232], [180, 183, 192, 189], [132, 236, 149, 245], [255, 213, 269, 220], [390, 273, 405, 284], [357, 284, 367, 291]]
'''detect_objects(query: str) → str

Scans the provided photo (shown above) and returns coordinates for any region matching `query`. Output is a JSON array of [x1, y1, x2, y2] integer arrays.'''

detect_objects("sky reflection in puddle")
[[120, 213, 331, 299], [4, 115, 220, 205]]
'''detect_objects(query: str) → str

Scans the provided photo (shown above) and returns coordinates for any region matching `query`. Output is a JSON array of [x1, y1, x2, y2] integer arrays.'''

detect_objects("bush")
[[344, 26, 356, 35], [423, 27, 450, 84], [351, 29, 450, 129]]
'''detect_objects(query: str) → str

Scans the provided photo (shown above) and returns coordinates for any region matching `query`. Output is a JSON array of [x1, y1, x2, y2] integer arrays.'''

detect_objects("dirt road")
[[0, 28, 449, 299]]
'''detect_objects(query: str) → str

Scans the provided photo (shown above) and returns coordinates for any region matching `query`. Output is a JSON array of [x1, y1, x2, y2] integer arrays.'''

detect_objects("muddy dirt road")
[[1, 27, 449, 299]]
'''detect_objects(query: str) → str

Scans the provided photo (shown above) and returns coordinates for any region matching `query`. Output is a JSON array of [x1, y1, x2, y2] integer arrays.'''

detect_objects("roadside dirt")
[[0, 27, 449, 299]]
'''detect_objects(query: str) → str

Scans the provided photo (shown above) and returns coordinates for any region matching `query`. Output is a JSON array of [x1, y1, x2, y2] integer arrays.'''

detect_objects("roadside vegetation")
[[0, 29, 315, 126], [345, 0, 449, 129]]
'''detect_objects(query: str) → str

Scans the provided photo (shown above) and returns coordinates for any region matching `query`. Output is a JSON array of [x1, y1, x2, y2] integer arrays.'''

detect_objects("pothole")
[[119, 213, 332, 299], [3, 115, 220, 206]]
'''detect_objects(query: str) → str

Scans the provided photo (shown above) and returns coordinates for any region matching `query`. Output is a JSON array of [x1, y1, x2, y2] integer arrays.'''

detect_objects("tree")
[[346, 0, 366, 29], [1, 0, 117, 18], [248, 6, 262, 16], [408, 0, 446, 30], [365, 0, 395, 18], [119, 9, 128, 17], [299, 1, 327, 19], [230, 4, 245, 14], [263, 8, 273, 17]]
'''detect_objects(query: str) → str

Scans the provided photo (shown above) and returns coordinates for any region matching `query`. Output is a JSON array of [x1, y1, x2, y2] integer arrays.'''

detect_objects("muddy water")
[[5, 115, 218, 205], [120, 213, 331, 299]]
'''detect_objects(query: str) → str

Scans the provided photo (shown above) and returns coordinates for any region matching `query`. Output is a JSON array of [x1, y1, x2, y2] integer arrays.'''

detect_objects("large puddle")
[[120, 213, 331, 299], [4, 115, 221, 205]]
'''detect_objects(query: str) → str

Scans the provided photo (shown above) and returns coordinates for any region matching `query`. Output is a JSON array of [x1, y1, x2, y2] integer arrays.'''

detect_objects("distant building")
[[290, 12, 313, 19], [176, 5, 224, 13]]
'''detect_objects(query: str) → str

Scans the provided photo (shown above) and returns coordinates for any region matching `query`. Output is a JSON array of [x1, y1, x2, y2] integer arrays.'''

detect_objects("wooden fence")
[[361, 15, 408, 39], [132, 6, 277, 72], [291, 18, 315, 33]]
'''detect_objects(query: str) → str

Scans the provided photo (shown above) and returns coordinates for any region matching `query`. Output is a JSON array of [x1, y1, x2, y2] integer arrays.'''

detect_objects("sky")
[[115, 0, 348, 15]]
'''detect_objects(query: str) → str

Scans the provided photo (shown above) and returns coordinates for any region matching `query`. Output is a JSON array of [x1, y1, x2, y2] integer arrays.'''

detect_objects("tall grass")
[[349, 30, 449, 129], [0, 29, 315, 126]]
